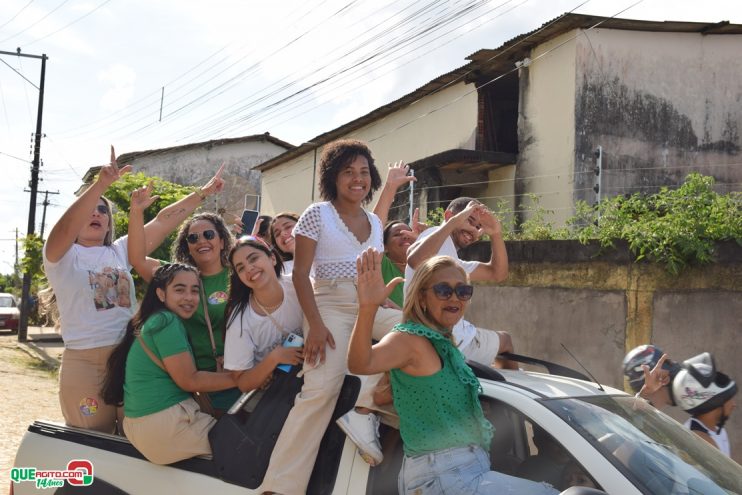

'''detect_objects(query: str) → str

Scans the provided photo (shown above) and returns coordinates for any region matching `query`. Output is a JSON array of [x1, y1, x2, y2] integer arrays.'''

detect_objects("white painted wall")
[[260, 81, 479, 217], [517, 30, 578, 225]]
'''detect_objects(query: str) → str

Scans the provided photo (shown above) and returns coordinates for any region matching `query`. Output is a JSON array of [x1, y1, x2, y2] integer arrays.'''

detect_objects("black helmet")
[[622, 344, 680, 393]]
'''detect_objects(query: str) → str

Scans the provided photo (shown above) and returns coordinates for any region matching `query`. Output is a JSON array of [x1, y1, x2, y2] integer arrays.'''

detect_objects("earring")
[[422, 305, 427, 313]]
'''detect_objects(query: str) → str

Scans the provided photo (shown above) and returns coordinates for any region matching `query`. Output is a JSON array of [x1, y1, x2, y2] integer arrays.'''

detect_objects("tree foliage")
[[105, 172, 194, 262]]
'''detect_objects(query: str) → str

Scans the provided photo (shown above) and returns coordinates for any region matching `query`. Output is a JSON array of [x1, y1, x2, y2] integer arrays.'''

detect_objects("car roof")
[[492, 369, 626, 399]]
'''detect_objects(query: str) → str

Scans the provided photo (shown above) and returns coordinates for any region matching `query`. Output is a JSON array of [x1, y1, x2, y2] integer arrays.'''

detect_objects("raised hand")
[[475, 205, 502, 237], [640, 353, 671, 396], [97, 145, 132, 188], [356, 248, 403, 308], [384, 161, 416, 191], [130, 181, 160, 212], [200, 162, 226, 198]]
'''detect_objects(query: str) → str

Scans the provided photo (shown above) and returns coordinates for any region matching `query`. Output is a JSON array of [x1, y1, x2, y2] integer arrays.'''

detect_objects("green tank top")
[[390, 321, 494, 457]]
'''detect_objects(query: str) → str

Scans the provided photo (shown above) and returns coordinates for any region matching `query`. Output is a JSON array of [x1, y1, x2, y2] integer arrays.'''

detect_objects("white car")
[[12, 357, 742, 494], [0, 293, 20, 332]]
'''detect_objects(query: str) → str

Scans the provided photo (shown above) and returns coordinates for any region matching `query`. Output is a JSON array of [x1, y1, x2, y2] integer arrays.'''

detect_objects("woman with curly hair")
[[129, 174, 240, 416], [258, 139, 406, 494]]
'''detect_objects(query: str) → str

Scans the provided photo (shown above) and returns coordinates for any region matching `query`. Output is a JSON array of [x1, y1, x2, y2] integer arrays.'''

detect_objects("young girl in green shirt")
[[102, 263, 235, 464]]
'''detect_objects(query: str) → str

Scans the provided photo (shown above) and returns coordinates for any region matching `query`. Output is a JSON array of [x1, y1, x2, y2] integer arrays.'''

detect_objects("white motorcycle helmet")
[[671, 352, 737, 415]]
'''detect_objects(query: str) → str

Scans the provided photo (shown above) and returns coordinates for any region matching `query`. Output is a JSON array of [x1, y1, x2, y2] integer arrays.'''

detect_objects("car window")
[[367, 397, 601, 494], [0, 296, 15, 308], [481, 397, 601, 492], [543, 395, 742, 495]]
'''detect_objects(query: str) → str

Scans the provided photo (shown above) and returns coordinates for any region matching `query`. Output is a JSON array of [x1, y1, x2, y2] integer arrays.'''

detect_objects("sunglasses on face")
[[95, 204, 110, 215], [427, 282, 474, 301], [186, 229, 217, 244]]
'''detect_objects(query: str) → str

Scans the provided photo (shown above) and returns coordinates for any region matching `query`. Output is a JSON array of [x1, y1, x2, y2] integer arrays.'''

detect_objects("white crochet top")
[[293, 202, 383, 279]]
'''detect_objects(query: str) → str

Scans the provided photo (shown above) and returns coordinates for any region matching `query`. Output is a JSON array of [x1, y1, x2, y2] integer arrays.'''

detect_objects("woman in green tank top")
[[348, 250, 558, 494]]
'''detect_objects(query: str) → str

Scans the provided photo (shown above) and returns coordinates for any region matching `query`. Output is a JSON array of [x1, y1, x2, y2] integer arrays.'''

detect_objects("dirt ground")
[[0, 333, 63, 487]]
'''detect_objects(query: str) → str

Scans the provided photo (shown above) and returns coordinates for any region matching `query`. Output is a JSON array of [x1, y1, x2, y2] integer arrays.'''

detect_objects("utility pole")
[[1, 48, 48, 342], [27, 189, 59, 240]]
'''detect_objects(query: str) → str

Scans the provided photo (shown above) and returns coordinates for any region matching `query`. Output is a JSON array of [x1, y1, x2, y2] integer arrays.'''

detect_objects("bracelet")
[[195, 188, 207, 200]]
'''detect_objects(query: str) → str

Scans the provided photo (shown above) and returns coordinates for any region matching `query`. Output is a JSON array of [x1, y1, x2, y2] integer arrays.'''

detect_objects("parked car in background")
[[0, 292, 20, 332]]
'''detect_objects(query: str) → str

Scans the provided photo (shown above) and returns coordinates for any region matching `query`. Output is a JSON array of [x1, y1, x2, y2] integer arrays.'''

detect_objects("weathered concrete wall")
[[574, 29, 742, 207], [461, 239, 742, 462], [126, 138, 289, 222], [260, 81, 478, 216], [517, 30, 578, 225]]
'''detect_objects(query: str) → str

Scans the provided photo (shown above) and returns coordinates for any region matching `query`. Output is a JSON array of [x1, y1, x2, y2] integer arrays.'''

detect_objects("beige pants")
[[59, 345, 123, 433], [260, 279, 401, 495], [123, 398, 215, 465]]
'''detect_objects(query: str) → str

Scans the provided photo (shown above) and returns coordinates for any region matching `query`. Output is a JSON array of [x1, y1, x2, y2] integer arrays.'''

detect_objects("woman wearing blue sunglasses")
[[348, 250, 559, 495]]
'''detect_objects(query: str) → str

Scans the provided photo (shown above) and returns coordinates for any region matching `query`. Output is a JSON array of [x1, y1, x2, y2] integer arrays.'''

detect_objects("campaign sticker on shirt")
[[79, 397, 99, 416], [208, 291, 228, 305]]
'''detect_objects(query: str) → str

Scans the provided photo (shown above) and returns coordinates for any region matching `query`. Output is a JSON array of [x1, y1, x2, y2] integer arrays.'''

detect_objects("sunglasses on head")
[[427, 282, 474, 301], [95, 204, 109, 215], [239, 235, 272, 249], [186, 229, 217, 244]]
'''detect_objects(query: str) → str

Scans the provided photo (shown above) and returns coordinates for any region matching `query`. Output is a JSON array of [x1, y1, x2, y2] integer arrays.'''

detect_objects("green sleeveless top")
[[390, 321, 494, 457]]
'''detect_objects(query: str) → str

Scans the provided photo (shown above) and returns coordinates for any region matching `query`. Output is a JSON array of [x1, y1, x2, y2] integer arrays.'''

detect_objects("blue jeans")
[[398, 445, 559, 495]]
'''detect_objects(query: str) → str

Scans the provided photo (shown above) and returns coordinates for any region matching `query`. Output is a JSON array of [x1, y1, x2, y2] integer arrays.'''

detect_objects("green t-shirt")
[[124, 311, 192, 418], [381, 255, 405, 308], [390, 321, 493, 457], [182, 268, 229, 371], [180, 267, 240, 410]]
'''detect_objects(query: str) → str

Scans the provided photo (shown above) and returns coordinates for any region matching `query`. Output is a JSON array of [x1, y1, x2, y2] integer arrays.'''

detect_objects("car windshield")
[[0, 296, 15, 308], [543, 395, 741, 495]]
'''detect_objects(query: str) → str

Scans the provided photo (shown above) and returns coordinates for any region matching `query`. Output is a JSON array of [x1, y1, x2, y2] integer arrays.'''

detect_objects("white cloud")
[[98, 64, 137, 111]]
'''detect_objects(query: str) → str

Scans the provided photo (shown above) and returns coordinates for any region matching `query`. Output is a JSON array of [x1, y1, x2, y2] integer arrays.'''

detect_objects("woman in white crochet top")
[[259, 139, 404, 494]]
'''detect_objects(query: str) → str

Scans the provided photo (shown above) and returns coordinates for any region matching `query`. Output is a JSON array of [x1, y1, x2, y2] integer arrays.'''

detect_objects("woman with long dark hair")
[[102, 263, 235, 464], [268, 212, 300, 274], [222, 237, 304, 391]]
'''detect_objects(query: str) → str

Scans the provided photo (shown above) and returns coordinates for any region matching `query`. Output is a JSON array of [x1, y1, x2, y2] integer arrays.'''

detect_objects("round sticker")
[[79, 397, 99, 416], [208, 291, 228, 305]]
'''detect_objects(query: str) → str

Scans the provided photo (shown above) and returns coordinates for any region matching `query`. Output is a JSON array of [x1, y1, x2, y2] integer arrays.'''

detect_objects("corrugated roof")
[[257, 13, 741, 172]]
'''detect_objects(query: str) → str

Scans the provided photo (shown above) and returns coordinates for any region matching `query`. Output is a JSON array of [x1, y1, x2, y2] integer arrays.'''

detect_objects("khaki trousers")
[[259, 279, 401, 495], [123, 398, 215, 465], [59, 345, 123, 433]]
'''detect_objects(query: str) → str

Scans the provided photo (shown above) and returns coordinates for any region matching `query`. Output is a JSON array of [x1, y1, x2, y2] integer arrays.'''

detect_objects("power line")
[[0, 0, 34, 30], [0, 0, 71, 44], [24, 0, 114, 47]]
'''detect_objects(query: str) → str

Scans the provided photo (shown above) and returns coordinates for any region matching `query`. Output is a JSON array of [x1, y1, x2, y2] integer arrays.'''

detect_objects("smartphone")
[[277, 333, 304, 373], [241, 209, 260, 236]]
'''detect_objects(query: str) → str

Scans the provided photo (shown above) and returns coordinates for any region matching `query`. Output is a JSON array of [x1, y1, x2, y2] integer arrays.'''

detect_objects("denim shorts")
[[398, 445, 559, 495]]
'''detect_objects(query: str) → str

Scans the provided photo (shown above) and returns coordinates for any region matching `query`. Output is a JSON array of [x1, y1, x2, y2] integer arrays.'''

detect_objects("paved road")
[[0, 332, 63, 486]]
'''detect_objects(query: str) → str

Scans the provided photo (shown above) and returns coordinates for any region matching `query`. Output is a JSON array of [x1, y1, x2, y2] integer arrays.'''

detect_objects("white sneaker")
[[336, 410, 383, 466]]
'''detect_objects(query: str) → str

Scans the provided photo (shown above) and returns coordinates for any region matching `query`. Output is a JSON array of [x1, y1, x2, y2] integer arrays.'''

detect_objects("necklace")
[[252, 292, 284, 314]]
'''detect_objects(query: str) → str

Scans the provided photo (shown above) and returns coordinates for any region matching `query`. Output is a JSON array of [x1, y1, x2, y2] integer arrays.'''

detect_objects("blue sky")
[[0, 0, 740, 272]]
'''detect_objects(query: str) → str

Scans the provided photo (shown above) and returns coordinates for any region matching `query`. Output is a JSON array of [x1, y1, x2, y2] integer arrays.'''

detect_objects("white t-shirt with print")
[[223, 275, 304, 371], [43, 237, 135, 350], [404, 225, 480, 348], [293, 202, 383, 280]]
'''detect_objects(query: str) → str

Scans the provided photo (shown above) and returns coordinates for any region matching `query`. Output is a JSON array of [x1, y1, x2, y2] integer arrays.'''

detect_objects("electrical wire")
[[0, 0, 34, 31], [23, 0, 114, 47], [0, 0, 71, 44]]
